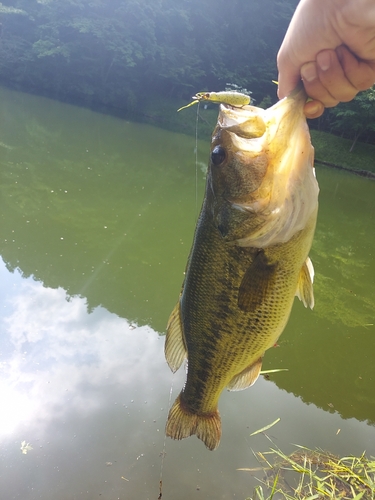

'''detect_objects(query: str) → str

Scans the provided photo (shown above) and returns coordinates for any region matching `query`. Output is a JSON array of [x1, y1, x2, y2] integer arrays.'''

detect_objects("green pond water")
[[0, 86, 374, 499]]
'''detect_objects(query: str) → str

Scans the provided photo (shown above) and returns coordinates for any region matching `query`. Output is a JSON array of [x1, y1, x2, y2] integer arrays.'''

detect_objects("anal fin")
[[165, 302, 187, 373], [227, 356, 263, 391], [296, 257, 315, 309]]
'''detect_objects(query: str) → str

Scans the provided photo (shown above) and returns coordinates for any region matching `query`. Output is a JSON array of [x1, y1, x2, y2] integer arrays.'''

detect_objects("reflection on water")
[[0, 259, 172, 498], [1, 261, 374, 500], [0, 87, 208, 333], [265, 167, 375, 425], [0, 259, 163, 439], [0, 86, 375, 499]]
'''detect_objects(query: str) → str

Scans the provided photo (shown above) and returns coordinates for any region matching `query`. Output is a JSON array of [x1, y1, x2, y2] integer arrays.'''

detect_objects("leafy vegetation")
[[1, 0, 375, 154], [327, 88, 375, 152], [0, 0, 296, 107]]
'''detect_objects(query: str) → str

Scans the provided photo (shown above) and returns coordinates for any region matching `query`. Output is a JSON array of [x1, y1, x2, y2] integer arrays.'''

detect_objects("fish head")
[[207, 86, 319, 247]]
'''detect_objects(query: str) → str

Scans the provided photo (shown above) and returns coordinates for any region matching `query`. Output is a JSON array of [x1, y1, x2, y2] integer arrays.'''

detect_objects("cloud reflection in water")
[[0, 258, 169, 441], [1, 259, 375, 500]]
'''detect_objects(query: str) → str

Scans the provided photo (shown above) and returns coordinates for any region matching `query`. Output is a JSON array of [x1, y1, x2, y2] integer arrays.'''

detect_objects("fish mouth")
[[218, 84, 307, 143], [214, 86, 319, 248]]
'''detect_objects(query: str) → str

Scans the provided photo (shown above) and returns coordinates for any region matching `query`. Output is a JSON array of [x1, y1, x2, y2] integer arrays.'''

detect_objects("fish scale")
[[164, 86, 319, 450], [182, 211, 315, 410]]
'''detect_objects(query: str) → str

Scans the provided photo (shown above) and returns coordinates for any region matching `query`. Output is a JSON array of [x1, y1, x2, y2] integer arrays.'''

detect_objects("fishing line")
[[157, 376, 175, 499], [157, 100, 201, 500], [194, 101, 200, 221]]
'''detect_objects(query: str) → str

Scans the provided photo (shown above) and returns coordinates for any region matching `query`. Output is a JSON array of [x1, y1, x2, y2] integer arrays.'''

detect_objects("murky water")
[[0, 86, 374, 500]]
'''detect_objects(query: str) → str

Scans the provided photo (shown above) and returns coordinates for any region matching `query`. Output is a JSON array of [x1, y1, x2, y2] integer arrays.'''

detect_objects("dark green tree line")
[[1, 0, 374, 147], [328, 88, 375, 151], [0, 0, 297, 109]]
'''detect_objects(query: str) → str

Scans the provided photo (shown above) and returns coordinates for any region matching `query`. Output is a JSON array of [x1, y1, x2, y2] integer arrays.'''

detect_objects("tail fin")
[[165, 393, 221, 451]]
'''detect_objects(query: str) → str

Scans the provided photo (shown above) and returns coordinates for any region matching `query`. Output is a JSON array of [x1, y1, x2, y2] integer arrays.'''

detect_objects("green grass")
[[242, 445, 375, 500], [311, 130, 375, 175], [132, 96, 375, 176]]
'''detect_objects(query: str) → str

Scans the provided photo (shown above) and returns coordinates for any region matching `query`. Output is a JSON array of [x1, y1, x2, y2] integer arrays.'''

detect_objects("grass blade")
[[250, 418, 281, 436]]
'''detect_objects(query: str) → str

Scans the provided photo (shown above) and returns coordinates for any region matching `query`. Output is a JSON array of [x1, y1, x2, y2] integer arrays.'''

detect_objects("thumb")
[[277, 52, 302, 99]]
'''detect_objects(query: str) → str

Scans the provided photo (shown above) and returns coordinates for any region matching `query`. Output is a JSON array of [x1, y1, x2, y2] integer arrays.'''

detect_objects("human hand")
[[277, 0, 375, 118], [300, 46, 375, 118]]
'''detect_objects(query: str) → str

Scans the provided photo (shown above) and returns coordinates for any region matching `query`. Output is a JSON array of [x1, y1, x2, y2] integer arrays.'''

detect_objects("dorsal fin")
[[165, 302, 187, 373], [296, 257, 315, 309], [238, 251, 278, 312], [227, 357, 263, 391]]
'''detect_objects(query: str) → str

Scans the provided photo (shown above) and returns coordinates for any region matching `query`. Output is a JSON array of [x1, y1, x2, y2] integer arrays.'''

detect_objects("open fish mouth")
[[218, 85, 307, 138], [212, 86, 319, 248]]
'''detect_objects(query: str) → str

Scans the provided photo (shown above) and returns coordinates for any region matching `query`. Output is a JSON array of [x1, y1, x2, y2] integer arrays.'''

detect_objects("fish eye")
[[211, 145, 226, 166]]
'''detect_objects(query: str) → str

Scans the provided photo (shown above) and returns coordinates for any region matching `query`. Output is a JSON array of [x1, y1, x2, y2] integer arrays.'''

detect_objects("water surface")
[[0, 87, 374, 499]]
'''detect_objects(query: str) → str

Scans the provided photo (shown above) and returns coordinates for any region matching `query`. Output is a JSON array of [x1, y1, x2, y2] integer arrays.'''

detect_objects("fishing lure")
[[177, 91, 251, 112]]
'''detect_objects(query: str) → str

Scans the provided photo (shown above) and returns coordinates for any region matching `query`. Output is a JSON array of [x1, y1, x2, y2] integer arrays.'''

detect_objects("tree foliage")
[[3, 0, 373, 147], [0, 0, 297, 109], [328, 88, 375, 151]]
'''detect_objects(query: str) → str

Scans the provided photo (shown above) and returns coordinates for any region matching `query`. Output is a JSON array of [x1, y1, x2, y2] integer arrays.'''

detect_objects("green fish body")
[[165, 87, 319, 450]]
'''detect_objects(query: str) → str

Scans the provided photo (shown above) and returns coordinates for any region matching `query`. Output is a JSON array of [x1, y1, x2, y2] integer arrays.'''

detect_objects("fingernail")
[[301, 62, 317, 82], [317, 51, 331, 71]]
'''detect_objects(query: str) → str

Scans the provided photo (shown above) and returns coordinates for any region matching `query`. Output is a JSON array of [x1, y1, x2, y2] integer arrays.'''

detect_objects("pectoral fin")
[[227, 357, 263, 391], [296, 257, 315, 309], [165, 302, 187, 373], [238, 251, 278, 312]]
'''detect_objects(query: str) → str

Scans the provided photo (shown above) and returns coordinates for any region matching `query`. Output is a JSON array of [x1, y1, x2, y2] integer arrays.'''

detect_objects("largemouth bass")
[[165, 87, 319, 450]]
